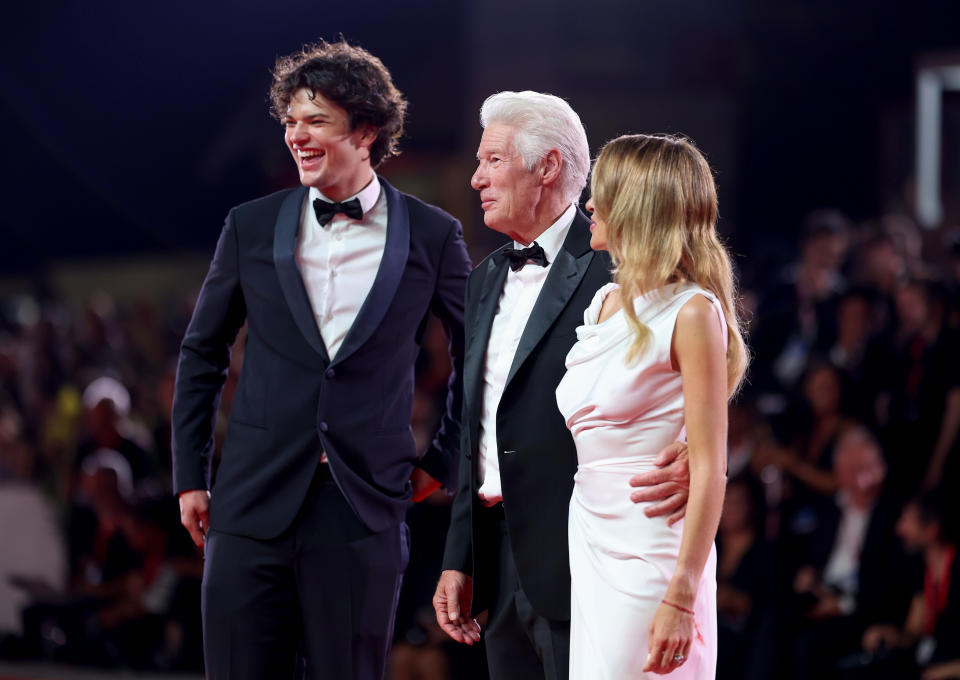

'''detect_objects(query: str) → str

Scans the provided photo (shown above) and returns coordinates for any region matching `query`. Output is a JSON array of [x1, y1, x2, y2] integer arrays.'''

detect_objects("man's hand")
[[862, 624, 900, 654], [629, 441, 690, 525], [809, 592, 844, 620], [410, 467, 442, 503], [178, 489, 210, 549], [432, 570, 481, 644]]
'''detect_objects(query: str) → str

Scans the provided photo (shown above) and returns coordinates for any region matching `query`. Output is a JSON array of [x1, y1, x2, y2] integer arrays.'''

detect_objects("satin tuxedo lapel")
[[505, 211, 595, 387], [333, 178, 410, 366], [273, 186, 331, 363], [463, 246, 511, 458], [272, 179, 412, 367]]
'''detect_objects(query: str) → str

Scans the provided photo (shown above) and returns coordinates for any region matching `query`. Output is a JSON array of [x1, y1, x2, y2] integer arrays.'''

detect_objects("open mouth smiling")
[[297, 149, 325, 167]]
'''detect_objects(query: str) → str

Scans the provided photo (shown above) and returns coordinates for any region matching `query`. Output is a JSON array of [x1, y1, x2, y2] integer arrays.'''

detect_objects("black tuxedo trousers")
[[202, 471, 408, 680]]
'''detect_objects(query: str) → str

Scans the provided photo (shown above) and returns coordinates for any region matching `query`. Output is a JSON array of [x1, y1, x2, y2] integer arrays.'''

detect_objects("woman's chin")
[[589, 236, 608, 251]]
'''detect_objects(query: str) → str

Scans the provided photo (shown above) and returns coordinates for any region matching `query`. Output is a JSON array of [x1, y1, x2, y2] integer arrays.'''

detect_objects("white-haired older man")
[[433, 91, 691, 680]]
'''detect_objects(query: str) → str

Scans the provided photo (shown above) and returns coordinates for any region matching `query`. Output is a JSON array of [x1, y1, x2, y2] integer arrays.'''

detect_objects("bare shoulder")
[[676, 293, 723, 331], [671, 294, 725, 369]]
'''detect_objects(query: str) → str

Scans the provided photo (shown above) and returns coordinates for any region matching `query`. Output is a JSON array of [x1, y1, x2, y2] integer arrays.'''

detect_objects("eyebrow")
[[284, 112, 331, 121]]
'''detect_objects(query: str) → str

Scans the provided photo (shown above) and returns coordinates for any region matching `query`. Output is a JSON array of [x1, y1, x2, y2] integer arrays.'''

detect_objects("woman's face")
[[585, 197, 609, 251]]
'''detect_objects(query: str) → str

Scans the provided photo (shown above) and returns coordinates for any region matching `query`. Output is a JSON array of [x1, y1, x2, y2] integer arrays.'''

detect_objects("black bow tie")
[[501, 242, 549, 272], [313, 197, 364, 226]]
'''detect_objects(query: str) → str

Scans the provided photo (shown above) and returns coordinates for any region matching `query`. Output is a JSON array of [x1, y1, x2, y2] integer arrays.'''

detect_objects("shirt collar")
[[513, 203, 577, 264], [309, 172, 381, 215]]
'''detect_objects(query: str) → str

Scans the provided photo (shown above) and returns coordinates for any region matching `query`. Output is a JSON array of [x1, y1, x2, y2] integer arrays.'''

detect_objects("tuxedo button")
[[325, 368, 335, 379], [319, 421, 329, 432]]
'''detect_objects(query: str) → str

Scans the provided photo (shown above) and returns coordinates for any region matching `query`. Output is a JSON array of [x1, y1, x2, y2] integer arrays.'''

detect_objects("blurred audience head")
[[0, 406, 33, 481], [80, 450, 133, 514], [878, 214, 922, 269], [832, 426, 886, 505], [799, 208, 850, 273], [894, 274, 948, 338], [895, 489, 957, 554], [801, 360, 844, 418], [834, 289, 874, 353], [82, 376, 130, 417], [857, 229, 905, 293], [82, 376, 130, 445]]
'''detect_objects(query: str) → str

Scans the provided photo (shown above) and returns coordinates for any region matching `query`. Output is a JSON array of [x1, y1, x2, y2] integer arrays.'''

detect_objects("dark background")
[[2, 0, 958, 274]]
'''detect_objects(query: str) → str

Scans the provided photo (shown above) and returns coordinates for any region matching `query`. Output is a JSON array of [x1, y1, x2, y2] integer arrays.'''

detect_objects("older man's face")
[[471, 122, 542, 239], [834, 438, 885, 497]]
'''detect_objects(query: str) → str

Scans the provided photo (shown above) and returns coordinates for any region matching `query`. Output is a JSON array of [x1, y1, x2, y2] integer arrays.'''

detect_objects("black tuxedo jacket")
[[172, 178, 470, 538], [441, 210, 612, 621]]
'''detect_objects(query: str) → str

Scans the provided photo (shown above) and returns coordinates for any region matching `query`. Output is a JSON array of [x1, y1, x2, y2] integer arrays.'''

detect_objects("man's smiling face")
[[283, 88, 374, 200]]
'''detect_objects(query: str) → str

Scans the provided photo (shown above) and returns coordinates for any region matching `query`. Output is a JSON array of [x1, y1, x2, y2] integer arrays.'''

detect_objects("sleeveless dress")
[[555, 281, 725, 679]]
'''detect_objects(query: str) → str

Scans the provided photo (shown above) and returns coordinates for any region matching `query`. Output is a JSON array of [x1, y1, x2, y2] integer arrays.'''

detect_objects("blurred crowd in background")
[[3, 0, 959, 674], [0, 208, 959, 680]]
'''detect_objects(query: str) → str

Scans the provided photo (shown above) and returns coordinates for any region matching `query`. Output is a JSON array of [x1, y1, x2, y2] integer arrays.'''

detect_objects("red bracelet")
[[662, 599, 694, 615]]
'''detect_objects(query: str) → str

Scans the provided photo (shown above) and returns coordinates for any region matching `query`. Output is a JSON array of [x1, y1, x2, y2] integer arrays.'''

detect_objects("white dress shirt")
[[822, 493, 873, 613], [476, 203, 577, 505], [297, 174, 386, 360]]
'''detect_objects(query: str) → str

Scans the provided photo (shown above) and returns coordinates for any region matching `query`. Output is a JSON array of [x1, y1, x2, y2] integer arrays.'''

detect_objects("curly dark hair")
[[270, 40, 407, 167]]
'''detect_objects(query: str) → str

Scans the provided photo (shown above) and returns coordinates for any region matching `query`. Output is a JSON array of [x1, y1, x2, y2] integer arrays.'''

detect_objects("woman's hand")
[[643, 602, 693, 674]]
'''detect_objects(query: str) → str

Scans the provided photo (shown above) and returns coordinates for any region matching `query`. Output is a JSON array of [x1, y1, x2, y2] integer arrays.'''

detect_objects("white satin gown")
[[556, 281, 724, 679]]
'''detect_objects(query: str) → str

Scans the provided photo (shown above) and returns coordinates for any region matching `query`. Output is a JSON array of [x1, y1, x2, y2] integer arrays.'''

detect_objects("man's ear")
[[354, 123, 378, 150], [539, 148, 563, 187]]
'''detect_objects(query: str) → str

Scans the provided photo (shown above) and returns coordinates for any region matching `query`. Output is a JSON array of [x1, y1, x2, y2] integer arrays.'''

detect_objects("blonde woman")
[[556, 134, 748, 678]]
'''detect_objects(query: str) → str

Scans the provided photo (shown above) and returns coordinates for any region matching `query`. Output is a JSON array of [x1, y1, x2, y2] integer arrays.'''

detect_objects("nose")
[[287, 122, 308, 146], [585, 197, 594, 213], [470, 163, 487, 191]]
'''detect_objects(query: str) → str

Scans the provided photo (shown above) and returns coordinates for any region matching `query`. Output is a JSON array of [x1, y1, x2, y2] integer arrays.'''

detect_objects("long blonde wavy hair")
[[591, 134, 748, 396]]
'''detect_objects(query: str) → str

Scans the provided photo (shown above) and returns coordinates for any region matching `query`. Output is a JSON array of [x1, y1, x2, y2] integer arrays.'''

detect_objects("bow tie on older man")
[[313, 197, 364, 227], [500, 242, 549, 271]]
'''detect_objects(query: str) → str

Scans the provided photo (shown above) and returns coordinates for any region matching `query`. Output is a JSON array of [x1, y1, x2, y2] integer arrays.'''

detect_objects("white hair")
[[480, 91, 590, 204]]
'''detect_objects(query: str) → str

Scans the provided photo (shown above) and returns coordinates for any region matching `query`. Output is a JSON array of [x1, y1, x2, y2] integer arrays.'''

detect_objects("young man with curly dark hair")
[[172, 39, 470, 680]]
